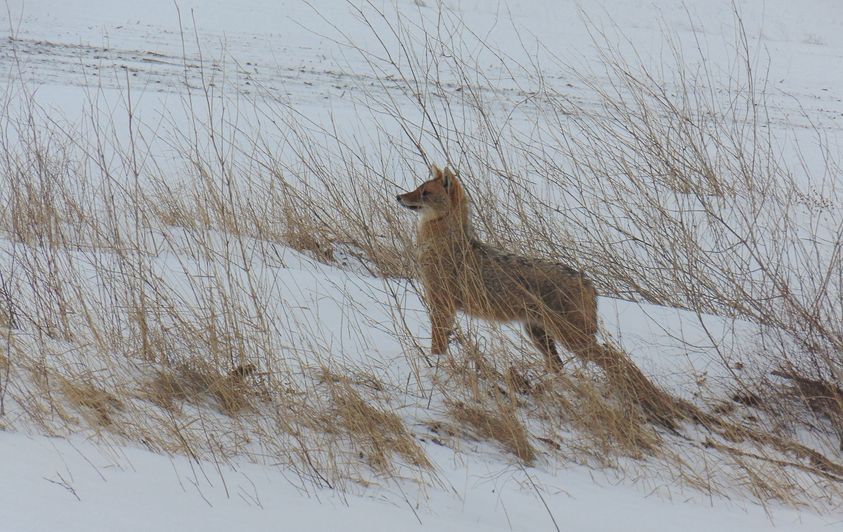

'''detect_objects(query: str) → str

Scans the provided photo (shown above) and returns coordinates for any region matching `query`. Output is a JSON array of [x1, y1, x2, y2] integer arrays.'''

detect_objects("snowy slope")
[[2, 429, 833, 532], [0, 239, 835, 531]]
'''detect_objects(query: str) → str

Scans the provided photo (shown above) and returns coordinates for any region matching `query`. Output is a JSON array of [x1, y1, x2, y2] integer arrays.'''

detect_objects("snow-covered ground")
[[1, 1, 842, 530], [2, 428, 833, 532]]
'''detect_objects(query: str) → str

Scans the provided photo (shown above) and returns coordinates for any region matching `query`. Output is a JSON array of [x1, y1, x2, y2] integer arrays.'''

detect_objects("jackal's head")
[[396, 165, 468, 225]]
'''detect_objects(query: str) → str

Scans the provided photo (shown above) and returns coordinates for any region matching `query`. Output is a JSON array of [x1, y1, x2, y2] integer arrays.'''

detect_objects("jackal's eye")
[[422, 191, 430, 198]]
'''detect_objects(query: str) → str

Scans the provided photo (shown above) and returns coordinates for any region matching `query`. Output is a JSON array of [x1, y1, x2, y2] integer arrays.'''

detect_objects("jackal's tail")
[[578, 342, 681, 427]]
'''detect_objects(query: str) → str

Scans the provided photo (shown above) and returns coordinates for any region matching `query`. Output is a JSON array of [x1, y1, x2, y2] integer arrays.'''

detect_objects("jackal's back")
[[418, 234, 598, 334]]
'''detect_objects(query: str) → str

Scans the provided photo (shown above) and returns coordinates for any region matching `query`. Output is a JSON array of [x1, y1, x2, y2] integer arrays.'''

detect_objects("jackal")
[[397, 164, 599, 368], [397, 165, 675, 420]]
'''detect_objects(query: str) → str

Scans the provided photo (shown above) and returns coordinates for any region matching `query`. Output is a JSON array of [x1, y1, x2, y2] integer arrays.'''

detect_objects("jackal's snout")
[[396, 192, 421, 210]]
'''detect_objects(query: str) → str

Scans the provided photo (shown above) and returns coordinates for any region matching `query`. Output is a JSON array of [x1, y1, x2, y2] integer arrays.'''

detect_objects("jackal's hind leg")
[[525, 322, 563, 368]]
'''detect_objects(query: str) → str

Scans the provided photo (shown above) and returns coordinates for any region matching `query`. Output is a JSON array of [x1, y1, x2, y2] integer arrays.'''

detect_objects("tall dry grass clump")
[[0, 62, 434, 493]]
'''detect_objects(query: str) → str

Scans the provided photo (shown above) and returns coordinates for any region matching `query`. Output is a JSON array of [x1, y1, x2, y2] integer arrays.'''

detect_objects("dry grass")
[[449, 400, 535, 464], [59, 377, 124, 427], [0, 2, 840, 513], [537, 372, 662, 461], [324, 373, 431, 473], [146, 360, 264, 416]]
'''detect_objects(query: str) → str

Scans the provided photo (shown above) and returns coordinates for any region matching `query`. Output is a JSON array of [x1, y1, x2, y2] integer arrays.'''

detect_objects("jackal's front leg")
[[429, 298, 456, 355]]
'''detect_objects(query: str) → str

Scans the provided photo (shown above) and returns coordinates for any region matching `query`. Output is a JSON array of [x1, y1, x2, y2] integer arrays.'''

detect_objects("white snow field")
[[0, 427, 832, 532], [1, 1, 842, 531]]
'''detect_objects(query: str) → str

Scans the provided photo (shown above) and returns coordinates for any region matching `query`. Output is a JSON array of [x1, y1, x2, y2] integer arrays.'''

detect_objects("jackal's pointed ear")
[[430, 164, 443, 180], [442, 167, 456, 190]]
